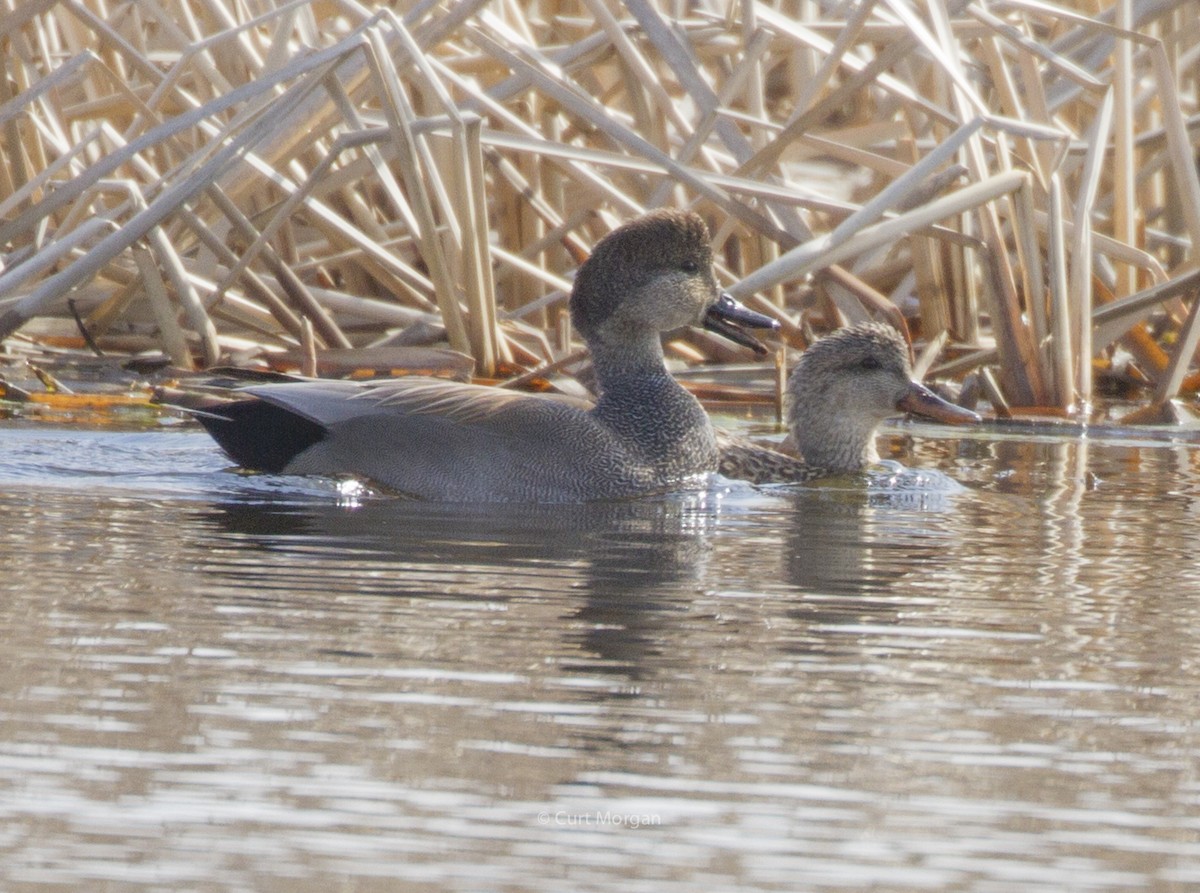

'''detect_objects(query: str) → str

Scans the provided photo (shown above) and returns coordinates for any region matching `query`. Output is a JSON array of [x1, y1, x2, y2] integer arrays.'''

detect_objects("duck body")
[[197, 210, 777, 503], [718, 322, 978, 484], [204, 368, 716, 503]]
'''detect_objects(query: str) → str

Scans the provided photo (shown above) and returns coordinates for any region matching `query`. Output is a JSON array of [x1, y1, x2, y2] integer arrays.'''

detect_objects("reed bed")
[[1, 0, 1199, 419]]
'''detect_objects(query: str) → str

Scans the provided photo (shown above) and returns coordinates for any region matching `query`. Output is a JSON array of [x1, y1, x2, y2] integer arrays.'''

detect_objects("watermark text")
[[537, 810, 660, 829]]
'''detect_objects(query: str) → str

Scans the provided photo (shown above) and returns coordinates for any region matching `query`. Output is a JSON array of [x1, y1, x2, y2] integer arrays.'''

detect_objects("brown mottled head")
[[787, 321, 978, 471], [793, 322, 912, 387], [569, 210, 718, 344]]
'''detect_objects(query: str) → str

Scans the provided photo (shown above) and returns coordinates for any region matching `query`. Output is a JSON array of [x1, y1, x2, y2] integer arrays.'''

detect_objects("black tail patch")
[[196, 399, 327, 473]]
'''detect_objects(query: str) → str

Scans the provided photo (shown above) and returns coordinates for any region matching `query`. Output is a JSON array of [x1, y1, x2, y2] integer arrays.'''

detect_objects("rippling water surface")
[[2, 420, 1200, 891]]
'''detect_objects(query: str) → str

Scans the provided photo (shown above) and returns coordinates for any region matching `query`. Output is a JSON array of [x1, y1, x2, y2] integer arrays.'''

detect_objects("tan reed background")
[[1, 0, 1198, 417]]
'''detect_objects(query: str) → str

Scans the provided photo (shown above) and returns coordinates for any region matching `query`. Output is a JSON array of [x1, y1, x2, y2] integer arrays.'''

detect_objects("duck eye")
[[858, 356, 882, 371]]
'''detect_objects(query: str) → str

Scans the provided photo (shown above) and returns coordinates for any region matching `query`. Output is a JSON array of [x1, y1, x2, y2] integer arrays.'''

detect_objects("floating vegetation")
[[1, 1, 1199, 422]]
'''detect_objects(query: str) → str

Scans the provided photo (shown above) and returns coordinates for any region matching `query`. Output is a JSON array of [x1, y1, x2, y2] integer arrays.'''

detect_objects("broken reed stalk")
[[0, 0, 1198, 421]]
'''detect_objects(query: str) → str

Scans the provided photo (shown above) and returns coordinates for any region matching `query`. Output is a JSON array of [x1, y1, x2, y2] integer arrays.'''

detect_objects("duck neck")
[[792, 400, 881, 473], [589, 336, 717, 470]]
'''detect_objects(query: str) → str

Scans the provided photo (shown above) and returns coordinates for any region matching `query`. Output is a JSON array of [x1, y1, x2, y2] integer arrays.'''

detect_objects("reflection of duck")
[[719, 322, 979, 484], [199, 489, 719, 680], [196, 211, 777, 502]]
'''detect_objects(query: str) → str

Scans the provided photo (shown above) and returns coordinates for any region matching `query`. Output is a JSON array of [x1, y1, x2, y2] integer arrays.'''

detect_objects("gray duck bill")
[[703, 293, 779, 356], [897, 381, 981, 425]]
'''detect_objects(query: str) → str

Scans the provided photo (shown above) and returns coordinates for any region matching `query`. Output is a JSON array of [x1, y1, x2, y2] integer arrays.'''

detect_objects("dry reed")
[[1, 0, 1199, 418]]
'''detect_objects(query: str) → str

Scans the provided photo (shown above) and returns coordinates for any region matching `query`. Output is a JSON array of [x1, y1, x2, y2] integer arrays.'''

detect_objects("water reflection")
[[196, 491, 722, 680], [2, 424, 1200, 890]]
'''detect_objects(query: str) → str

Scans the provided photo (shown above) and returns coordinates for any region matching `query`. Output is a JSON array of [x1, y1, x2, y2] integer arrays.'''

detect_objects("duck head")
[[787, 322, 979, 472], [570, 210, 777, 355]]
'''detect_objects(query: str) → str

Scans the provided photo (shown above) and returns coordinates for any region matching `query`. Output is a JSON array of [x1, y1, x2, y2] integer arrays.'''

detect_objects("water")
[[2, 420, 1200, 891]]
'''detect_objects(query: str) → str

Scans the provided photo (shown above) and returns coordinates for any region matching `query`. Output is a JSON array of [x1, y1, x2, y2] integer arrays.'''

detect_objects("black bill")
[[702, 292, 780, 356]]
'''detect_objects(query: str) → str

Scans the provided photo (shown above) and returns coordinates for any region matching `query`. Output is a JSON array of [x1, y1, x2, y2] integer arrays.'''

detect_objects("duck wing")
[[248, 378, 592, 428], [203, 378, 654, 502]]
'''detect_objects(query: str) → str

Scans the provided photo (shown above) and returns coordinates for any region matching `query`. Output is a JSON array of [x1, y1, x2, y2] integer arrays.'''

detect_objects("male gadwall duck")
[[718, 322, 979, 483], [197, 210, 778, 502]]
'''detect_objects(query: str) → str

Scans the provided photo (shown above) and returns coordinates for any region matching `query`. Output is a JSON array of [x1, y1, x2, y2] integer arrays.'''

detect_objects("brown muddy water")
[[1, 417, 1199, 892]]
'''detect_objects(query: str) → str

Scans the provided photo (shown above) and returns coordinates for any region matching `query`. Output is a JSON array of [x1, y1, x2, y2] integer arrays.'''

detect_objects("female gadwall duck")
[[718, 322, 979, 483], [198, 210, 778, 502]]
